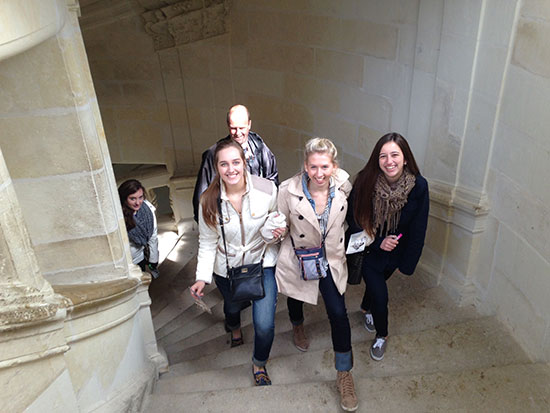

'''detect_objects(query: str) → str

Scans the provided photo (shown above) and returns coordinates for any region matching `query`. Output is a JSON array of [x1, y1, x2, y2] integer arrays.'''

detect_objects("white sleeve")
[[260, 182, 286, 243], [145, 200, 159, 264], [195, 204, 219, 284]]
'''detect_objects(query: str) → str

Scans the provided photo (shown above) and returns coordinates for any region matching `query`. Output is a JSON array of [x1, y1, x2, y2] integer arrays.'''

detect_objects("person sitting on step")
[[190, 138, 286, 386], [118, 179, 159, 279]]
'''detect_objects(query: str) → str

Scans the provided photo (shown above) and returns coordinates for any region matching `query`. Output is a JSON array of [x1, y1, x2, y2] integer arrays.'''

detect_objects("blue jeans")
[[214, 267, 277, 367], [287, 270, 353, 371]]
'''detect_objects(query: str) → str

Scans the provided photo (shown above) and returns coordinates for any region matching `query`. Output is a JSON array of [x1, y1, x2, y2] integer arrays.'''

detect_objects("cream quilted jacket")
[[195, 172, 280, 284]]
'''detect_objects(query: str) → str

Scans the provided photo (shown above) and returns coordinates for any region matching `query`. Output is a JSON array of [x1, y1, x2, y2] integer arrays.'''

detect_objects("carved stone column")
[[0, 147, 64, 327], [0, 145, 74, 412], [0, 0, 134, 284]]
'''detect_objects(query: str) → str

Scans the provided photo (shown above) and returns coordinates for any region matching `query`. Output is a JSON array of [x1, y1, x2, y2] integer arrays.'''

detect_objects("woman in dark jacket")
[[347, 133, 429, 362]]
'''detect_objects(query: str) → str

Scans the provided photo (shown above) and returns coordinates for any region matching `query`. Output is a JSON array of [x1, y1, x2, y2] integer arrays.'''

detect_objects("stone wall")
[[80, 0, 421, 180], [414, 0, 550, 362], [80, 0, 234, 177], [228, 0, 419, 178], [479, 0, 550, 361]]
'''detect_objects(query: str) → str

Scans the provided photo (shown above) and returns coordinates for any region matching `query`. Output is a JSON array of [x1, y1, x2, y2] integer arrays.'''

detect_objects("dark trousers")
[[360, 264, 395, 337], [287, 270, 352, 355]]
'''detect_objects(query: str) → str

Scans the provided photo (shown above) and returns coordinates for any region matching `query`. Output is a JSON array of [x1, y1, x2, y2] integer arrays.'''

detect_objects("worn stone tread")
[[155, 316, 529, 394], [146, 363, 550, 412], [164, 283, 478, 373]]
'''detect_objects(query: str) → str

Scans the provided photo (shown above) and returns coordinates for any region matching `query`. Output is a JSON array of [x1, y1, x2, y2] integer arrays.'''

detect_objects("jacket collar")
[[287, 168, 350, 239]]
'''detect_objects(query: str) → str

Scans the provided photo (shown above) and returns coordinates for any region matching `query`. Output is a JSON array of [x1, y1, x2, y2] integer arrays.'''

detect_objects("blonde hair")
[[304, 137, 339, 166]]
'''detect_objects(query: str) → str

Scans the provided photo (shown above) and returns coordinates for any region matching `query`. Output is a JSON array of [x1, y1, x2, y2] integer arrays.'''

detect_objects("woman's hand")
[[190, 281, 206, 297], [380, 234, 400, 252], [271, 227, 286, 241]]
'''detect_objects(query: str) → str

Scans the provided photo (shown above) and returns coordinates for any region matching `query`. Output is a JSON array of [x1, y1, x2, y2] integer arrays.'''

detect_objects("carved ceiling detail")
[[136, 0, 230, 51]]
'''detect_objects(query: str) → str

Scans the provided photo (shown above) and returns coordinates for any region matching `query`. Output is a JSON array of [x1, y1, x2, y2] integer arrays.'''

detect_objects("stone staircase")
[[143, 232, 550, 412]]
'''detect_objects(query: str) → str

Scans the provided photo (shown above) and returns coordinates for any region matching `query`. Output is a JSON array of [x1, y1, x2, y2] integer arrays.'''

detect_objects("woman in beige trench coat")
[[275, 138, 358, 412]]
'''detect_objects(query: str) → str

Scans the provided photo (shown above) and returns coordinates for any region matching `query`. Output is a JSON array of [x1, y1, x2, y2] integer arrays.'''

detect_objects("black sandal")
[[253, 366, 271, 386], [230, 334, 244, 348]]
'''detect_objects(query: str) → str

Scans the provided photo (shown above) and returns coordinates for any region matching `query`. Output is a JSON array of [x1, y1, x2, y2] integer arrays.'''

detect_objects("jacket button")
[[300, 246, 305, 249], [298, 215, 304, 220], [366, 250, 370, 254], [340, 237, 343, 243], [299, 196, 303, 201], [340, 206, 344, 211], [299, 234, 305, 238]]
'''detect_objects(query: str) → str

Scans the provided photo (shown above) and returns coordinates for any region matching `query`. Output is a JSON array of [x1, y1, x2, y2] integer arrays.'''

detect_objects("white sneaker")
[[363, 311, 375, 332], [370, 337, 387, 361]]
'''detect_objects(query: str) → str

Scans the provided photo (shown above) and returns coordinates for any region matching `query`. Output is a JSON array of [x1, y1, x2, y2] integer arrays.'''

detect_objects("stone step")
[[165, 299, 288, 364], [164, 284, 479, 375], [154, 316, 530, 394], [149, 242, 198, 318], [157, 272, 439, 358], [157, 297, 226, 347], [153, 282, 219, 335], [146, 362, 550, 412]]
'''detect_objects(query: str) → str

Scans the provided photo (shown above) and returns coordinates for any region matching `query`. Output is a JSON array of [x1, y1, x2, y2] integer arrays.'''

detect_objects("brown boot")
[[337, 371, 358, 411], [292, 323, 309, 352]]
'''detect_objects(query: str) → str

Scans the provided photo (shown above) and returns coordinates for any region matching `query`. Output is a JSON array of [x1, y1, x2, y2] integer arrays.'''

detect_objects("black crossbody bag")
[[290, 231, 328, 281], [218, 196, 265, 302]]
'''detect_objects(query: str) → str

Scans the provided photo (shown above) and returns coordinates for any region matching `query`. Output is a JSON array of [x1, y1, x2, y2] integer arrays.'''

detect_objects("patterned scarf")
[[128, 202, 154, 247], [372, 170, 416, 236]]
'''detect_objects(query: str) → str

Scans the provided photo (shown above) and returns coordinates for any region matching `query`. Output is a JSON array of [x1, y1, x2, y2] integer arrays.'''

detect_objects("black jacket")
[[346, 174, 429, 276], [192, 131, 279, 221]]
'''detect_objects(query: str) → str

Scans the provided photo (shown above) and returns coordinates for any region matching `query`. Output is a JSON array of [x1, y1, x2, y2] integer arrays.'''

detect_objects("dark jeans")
[[360, 264, 395, 337], [287, 269, 352, 371], [214, 267, 277, 367]]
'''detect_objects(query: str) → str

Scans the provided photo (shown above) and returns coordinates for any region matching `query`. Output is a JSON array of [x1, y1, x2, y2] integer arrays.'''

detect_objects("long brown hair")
[[118, 179, 146, 231], [353, 133, 420, 237], [200, 138, 247, 228]]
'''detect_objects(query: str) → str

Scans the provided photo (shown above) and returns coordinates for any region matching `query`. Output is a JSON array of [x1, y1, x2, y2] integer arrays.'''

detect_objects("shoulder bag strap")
[[217, 195, 231, 273]]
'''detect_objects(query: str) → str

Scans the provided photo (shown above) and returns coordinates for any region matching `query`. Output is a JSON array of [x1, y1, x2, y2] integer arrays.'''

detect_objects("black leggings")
[[360, 266, 395, 337]]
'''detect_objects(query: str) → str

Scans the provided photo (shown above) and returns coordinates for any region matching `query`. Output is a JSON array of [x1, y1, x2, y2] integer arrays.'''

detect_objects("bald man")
[[192, 104, 279, 221]]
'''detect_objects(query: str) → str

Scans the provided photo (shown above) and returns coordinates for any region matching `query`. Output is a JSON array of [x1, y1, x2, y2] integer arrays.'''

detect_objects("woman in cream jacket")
[[190, 138, 285, 386], [275, 138, 358, 411]]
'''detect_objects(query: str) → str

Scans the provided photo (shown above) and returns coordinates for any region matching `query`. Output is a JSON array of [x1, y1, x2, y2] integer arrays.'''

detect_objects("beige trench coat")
[[275, 169, 352, 305]]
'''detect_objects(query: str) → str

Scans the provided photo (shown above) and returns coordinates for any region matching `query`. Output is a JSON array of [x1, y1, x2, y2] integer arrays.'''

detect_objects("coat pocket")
[[218, 244, 236, 257]]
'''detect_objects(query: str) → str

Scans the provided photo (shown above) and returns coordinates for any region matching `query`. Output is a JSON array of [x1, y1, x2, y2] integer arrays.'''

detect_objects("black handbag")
[[218, 197, 265, 302], [346, 251, 364, 285]]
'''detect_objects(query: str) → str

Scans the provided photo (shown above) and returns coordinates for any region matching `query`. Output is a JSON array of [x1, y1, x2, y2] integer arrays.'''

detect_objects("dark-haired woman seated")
[[347, 132, 429, 362], [118, 179, 159, 277]]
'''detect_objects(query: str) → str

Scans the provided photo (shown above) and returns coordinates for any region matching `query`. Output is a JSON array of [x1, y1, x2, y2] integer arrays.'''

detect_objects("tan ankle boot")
[[337, 371, 358, 411], [292, 323, 309, 352]]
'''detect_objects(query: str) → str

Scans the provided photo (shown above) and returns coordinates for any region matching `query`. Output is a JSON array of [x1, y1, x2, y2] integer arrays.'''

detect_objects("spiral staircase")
[[142, 218, 550, 412]]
